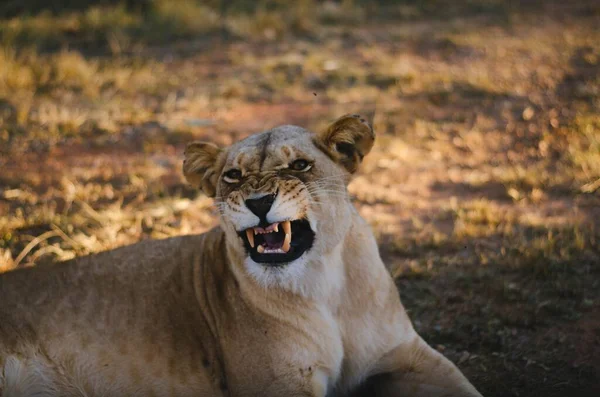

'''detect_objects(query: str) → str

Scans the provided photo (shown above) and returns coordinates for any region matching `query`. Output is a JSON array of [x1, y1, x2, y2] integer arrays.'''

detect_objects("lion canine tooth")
[[282, 233, 291, 253], [257, 245, 265, 253], [246, 229, 255, 248], [282, 220, 292, 253], [282, 220, 291, 235]]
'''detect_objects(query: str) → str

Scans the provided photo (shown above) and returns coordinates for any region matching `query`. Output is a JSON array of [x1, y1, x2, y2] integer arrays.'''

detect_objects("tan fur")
[[183, 141, 224, 197], [0, 115, 482, 397]]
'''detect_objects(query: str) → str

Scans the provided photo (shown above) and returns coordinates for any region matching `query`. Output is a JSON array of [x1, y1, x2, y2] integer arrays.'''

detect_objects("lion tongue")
[[259, 221, 291, 253], [263, 232, 283, 249]]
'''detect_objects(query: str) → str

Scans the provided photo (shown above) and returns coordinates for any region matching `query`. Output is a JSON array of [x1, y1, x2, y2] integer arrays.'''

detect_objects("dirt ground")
[[1, 1, 599, 396]]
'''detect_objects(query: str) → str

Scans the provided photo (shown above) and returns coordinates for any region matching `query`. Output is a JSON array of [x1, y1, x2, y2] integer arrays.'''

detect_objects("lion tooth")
[[273, 223, 279, 232], [281, 221, 292, 253], [282, 233, 291, 253], [282, 220, 291, 235], [257, 245, 265, 253], [246, 229, 255, 248]]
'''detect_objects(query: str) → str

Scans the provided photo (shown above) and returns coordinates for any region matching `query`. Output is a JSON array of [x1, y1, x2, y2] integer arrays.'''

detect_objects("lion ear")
[[183, 141, 223, 197], [314, 114, 375, 173]]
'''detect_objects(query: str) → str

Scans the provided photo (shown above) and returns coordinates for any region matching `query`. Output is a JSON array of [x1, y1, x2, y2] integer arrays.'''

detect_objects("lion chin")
[[0, 114, 482, 397]]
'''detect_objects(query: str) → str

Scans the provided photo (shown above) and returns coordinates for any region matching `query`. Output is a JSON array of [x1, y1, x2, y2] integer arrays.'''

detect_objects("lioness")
[[0, 114, 482, 396]]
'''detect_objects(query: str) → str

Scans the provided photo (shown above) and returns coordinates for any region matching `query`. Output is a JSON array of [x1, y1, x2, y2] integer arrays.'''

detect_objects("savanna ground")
[[0, 0, 599, 396]]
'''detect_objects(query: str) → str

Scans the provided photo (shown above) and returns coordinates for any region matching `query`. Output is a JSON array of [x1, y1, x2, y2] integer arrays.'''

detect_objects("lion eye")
[[223, 169, 242, 183], [289, 159, 311, 172]]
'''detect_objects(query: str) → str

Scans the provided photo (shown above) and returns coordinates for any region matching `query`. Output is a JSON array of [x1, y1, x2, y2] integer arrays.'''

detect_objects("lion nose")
[[245, 194, 276, 220]]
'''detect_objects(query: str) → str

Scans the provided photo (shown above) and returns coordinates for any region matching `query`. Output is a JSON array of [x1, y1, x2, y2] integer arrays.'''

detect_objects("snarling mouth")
[[238, 219, 315, 264]]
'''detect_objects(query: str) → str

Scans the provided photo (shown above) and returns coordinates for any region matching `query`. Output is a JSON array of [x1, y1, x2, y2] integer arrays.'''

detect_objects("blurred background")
[[0, 0, 599, 395]]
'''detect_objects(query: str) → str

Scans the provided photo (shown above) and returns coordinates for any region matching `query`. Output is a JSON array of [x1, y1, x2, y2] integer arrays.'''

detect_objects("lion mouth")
[[239, 219, 315, 264]]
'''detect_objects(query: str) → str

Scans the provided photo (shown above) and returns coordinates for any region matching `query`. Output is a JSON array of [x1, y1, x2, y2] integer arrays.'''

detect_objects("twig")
[[50, 223, 86, 252], [13, 230, 61, 268], [29, 245, 71, 265], [581, 178, 600, 193]]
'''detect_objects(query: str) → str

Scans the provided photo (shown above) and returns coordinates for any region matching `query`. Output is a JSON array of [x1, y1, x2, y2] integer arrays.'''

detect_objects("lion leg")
[[252, 365, 330, 397], [364, 335, 482, 397]]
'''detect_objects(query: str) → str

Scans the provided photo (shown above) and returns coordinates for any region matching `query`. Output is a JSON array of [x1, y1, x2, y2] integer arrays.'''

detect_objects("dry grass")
[[0, 1, 599, 396]]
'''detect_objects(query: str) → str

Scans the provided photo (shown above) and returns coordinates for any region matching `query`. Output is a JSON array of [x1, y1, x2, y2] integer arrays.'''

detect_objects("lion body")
[[0, 232, 223, 396], [0, 116, 482, 397], [0, 221, 409, 396]]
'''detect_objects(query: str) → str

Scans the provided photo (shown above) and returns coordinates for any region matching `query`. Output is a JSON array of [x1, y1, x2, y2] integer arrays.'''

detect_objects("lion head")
[[183, 114, 374, 288]]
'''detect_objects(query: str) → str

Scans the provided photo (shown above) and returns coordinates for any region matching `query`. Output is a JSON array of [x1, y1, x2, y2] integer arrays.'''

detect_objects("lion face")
[[217, 129, 321, 265], [184, 115, 374, 283]]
